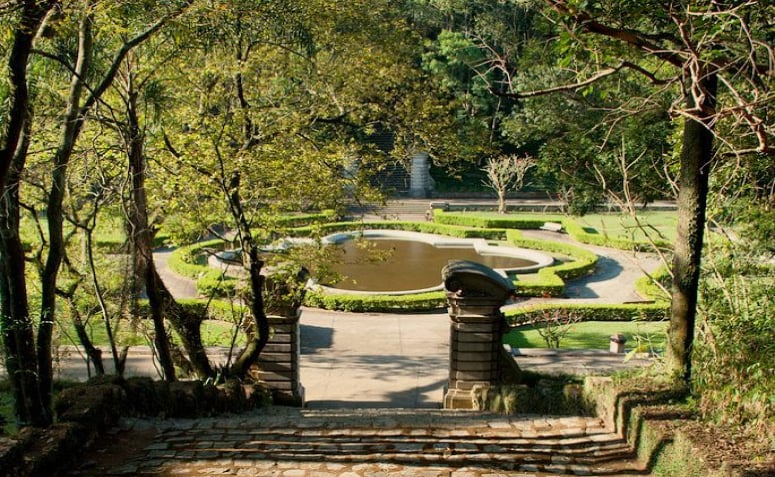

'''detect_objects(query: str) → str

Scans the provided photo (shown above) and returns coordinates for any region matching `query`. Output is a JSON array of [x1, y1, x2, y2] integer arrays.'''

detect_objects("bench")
[[539, 222, 563, 232]]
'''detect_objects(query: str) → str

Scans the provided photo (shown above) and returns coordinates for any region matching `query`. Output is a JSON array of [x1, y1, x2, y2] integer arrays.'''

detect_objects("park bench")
[[539, 222, 563, 233]]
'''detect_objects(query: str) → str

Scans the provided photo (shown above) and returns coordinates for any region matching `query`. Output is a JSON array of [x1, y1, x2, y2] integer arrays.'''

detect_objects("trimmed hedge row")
[[303, 290, 446, 312], [166, 239, 240, 297], [434, 209, 672, 252], [288, 220, 507, 240], [559, 218, 672, 252], [433, 210, 565, 230], [505, 302, 669, 326], [273, 210, 339, 228]]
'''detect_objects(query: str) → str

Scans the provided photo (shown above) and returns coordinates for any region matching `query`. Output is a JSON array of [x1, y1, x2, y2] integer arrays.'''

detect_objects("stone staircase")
[[71, 408, 651, 476], [350, 199, 433, 220]]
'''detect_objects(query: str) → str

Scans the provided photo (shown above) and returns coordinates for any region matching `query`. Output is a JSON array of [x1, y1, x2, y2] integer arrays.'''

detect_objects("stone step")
[[68, 408, 650, 476]]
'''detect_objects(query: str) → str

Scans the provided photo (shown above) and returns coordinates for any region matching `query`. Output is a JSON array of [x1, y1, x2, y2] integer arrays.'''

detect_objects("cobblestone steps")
[[69, 408, 650, 476]]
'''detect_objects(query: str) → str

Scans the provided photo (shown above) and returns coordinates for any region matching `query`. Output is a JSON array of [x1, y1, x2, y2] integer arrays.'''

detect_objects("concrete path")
[[299, 309, 449, 409]]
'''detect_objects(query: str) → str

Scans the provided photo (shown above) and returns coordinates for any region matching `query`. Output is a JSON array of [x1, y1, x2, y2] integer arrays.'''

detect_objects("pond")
[[327, 238, 532, 292], [318, 230, 554, 294]]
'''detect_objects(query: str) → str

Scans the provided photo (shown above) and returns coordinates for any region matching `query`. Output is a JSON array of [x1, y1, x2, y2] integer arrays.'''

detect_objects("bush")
[[506, 229, 598, 297], [289, 220, 507, 240], [504, 302, 669, 325], [693, 250, 774, 444], [303, 290, 446, 312]]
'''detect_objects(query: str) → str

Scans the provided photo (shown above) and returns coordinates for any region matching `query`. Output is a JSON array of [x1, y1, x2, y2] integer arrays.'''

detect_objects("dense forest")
[[1, 0, 772, 451]]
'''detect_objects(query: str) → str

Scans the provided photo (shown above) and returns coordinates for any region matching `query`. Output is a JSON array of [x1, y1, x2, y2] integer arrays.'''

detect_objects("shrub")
[[303, 290, 446, 312], [289, 220, 507, 240], [505, 302, 668, 325]]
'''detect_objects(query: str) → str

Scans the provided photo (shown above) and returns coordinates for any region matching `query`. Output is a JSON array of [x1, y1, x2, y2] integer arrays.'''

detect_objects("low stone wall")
[[0, 378, 270, 477]]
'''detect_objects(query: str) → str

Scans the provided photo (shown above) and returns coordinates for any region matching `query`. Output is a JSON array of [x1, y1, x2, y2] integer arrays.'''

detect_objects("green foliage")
[[505, 302, 668, 326], [289, 220, 508, 240], [693, 246, 775, 443], [303, 290, 445, 312]]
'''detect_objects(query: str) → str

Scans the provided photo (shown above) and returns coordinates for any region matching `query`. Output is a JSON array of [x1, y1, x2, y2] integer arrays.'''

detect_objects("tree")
[[482, 154, 535, 213], [491, 0, 773, 383], [1, 0, 193, 427], [0, 0, 60, 428]]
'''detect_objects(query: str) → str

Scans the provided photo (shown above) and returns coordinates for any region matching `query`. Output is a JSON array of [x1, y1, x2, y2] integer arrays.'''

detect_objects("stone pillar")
[[251, 311, 304, 406], [442, 260, 515, 410], [409, 151, 434, 198]]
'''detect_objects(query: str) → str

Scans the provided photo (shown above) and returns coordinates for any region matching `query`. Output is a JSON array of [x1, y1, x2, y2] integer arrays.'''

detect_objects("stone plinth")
[[250, 311, 304, 406], [441, 260, 516, 410]]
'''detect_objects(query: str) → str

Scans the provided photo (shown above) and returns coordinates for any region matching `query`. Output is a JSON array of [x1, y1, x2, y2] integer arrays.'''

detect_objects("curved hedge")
[[505, 229, 598, 297], [634, 266, 671, 302], [288, 220, 507, 240]]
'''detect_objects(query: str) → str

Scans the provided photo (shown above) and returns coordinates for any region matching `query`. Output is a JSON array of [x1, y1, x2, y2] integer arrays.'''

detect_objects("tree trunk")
[[223, 172, 269, 377], [0, 3, 55, 426], [37, 14, 93, 408], [667, 73, 718, 384], [497, 190, 507, 214], [125, 89, 177, 381], [0, 133, 49, 427], [124, 85, 214, 380]]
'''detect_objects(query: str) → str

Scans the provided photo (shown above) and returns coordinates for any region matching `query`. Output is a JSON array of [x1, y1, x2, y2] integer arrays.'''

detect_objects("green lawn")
[[57, 319, 247, 348], [575, 212, 677, 243], [504, 320, 667, 351]]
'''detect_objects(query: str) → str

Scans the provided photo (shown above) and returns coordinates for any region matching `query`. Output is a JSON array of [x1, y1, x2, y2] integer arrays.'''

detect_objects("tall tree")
[[494, 0, 773, 383], [0, 0, 60, 428], [1, 0, 193, 426]]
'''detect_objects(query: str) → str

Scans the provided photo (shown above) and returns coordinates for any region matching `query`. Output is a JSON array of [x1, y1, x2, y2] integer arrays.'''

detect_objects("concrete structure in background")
[[409, 151, 434, 198]]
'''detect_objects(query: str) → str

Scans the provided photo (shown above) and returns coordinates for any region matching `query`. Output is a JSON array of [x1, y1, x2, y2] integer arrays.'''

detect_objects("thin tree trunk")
[[0, 130, 49, 427], [125, 87, 176, 381], [124, 84, 214, 379], [667, 73, 718, 384], [223, 172, 269, 377], [37, 13, 93, 409]]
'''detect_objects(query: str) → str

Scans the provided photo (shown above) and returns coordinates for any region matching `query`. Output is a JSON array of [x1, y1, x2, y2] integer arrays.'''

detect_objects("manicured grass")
[[575, 212, 677, 243], [57, 319, 247, 348], [452, 210, 678, 243], [504, 320, 667, 351]]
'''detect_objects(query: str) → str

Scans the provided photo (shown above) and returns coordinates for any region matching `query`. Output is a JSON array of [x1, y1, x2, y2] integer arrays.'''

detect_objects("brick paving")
[[68, 408, 649, 476]]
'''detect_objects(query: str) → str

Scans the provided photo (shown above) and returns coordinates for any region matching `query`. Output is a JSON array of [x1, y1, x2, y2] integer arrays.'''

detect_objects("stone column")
[[409, 151, 434, 198], [442, 260, 516, 410], [251, 311, 304, 406]]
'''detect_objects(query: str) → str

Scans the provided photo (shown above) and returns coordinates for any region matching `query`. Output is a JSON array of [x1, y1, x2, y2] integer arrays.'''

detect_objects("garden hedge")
[[505, 302, 669, 327], [303, 290, 446, 312], [433, 209, 672, 252], [288, 220, 507, 240]]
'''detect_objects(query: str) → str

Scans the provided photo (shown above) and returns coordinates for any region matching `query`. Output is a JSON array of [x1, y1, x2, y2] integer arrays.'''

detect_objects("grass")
[[575, 211, 677, 243], [457, 210, 678, 243], [504, 320, 668, 351], [56, 318, 247, 348]]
